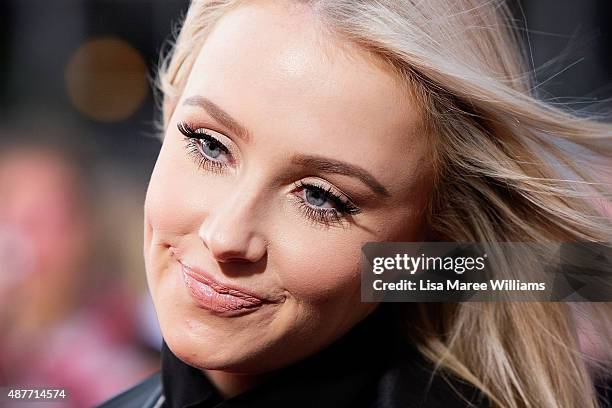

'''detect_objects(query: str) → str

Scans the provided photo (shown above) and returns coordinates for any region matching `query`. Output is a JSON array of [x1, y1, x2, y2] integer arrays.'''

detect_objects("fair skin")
[[144, 0, 432, 399]]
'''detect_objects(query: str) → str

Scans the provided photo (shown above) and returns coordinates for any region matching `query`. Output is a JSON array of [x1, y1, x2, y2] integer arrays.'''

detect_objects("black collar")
[[161, 338, 222, 408], [161, 305, 404, 408], [160, 304, 486, 408]]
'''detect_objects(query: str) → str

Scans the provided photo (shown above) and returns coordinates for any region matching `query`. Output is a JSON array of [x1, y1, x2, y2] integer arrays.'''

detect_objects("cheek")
[[146, 144, 186, 233], [273, 227, 364, 305], [144, 137, 210, 242], [144, 139, 201, 282], [270, 207, 428, 310]]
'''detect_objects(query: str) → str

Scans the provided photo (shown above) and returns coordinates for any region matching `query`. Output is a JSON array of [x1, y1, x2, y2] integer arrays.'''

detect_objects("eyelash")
[[178, 121, 228, 174], [177, 121, 362, 228], [292, 180, 361, 228]]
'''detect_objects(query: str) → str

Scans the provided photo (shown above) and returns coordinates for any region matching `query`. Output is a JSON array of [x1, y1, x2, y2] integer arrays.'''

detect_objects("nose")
[[198, 183, 268, 264]]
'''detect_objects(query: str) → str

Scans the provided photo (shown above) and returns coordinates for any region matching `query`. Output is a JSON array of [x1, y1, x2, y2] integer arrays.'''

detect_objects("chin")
[[164, 328, 279, 373]]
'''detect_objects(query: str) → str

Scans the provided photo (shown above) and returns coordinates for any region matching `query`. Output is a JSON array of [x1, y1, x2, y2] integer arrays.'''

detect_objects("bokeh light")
[[65, 37, 148, 122]]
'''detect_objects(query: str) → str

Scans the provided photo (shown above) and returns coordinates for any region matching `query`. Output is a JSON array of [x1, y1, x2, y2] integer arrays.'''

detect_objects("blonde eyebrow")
[[183, 95, 251, 143], [291, 154, 391, 198]]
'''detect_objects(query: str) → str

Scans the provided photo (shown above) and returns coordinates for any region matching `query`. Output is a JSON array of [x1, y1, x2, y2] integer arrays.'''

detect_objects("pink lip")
[[179, 261, 267, 314]]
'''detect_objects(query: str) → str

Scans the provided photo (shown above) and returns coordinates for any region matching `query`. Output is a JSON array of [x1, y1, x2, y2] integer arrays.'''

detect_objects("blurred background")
[[0, 1, 610, 407]]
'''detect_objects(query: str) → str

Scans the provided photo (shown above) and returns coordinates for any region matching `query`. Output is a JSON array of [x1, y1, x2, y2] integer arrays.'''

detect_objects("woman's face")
[[144, 1, 431, 373]]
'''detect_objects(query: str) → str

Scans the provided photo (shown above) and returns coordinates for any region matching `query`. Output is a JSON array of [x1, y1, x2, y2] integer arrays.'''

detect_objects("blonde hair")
[[155, 1, 612, 407]]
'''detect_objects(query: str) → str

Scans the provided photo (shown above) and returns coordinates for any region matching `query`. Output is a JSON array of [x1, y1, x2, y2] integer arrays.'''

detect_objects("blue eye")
[[305, 188, 327, 207], [201, 138, 224, 159], [293, 180, 361, 228], [177, 121, 231, 173]]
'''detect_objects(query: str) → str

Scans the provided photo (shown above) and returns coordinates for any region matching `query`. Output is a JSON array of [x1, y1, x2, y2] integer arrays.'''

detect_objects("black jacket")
[[98, 305, 488, 408]]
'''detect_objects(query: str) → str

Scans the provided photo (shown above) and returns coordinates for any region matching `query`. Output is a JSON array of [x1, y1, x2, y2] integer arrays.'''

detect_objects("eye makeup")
[[290, 180, 361, 228], [176, 120, 362, 227], [178, 121, 231, 174]]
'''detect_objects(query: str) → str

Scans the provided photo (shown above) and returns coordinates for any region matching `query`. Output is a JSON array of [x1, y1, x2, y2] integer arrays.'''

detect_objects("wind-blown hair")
[[155, 1, 612, 407]]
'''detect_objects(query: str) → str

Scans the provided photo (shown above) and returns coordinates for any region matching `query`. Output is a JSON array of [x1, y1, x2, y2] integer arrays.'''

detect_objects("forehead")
[[178, 1, 428, 196]]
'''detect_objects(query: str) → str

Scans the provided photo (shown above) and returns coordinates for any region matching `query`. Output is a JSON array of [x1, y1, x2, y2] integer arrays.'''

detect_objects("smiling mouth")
[[179, 262, 268, 315]]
